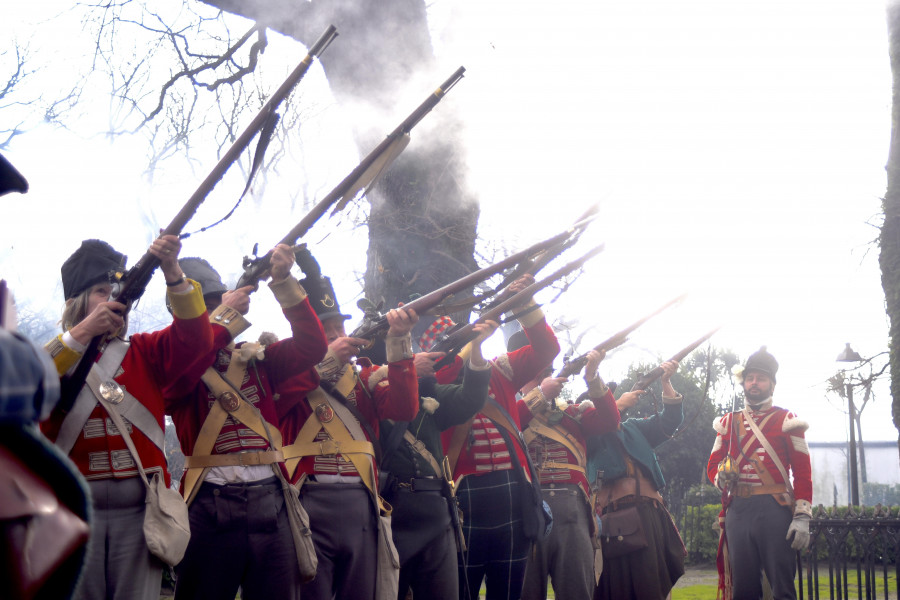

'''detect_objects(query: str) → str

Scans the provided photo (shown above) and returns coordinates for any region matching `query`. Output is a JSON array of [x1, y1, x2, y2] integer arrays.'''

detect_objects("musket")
[[59, 25, 338, 406], [629, 326, 721, 392], [437, 204, 600, 316], [555, 294, 687, 379], [431, 244, 606, 370], [349, 224, 589, 340], [236, 66, 467, 290]]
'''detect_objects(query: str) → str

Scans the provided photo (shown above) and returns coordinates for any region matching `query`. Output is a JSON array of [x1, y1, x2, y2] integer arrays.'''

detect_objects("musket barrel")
[[630, 326, 721, 392], [60, 25, 338, 405], [237, 66, 467, 290], [555, 293, 688, 379], [430, 243, 604, 360], [350, 225, 585, 340]]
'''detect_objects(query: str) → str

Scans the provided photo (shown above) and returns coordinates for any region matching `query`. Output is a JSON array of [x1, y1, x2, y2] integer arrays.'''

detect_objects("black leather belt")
[[397, 477, 444, 492]]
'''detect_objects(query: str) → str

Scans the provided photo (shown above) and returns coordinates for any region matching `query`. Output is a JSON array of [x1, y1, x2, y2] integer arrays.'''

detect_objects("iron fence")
[[672, 501, 900, 599]]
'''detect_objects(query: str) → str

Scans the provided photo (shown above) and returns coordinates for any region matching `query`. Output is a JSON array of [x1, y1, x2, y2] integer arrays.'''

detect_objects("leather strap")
[[734, 483, 789, 498], [85, 369, 165, 452], [95, 393, 153, 490], [742, 407, 794, 496], [284, 439, 375, 459], [55, 339, 130, 454], [445, 416, 474, 479], [523, 418, 586, 470], [281, 386, 381, 506], [540, 461, 586, 474], [184, 450, 284, 469], [402, 430, 443, 478], [182, 366, 283, 504]]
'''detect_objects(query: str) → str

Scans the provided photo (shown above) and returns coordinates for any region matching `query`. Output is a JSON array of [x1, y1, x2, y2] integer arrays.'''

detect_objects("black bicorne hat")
[[61, 240, 126, 300], [744, 346, 778, 383], [294, 245, 350, 322], [179, 257, 227, 299]]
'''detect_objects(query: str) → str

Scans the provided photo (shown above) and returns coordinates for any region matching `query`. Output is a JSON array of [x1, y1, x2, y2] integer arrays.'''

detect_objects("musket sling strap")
[[181, 365, 283, 504], [57, 339, 165, 455]]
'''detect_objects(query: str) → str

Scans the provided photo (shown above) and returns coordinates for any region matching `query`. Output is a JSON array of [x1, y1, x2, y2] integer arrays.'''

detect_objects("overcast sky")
[[2, 0, 895, 450]]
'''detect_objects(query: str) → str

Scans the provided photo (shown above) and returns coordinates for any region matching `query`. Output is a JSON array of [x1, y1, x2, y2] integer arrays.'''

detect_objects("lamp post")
[[836, 342, 862, 507]]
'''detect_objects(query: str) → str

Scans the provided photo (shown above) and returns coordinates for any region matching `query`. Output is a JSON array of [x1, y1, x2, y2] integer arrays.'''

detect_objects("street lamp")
[[836, 343, 863, 506]]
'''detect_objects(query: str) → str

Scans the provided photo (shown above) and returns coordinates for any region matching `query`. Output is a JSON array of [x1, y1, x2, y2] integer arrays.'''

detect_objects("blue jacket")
[[586, 400, 683, 491]]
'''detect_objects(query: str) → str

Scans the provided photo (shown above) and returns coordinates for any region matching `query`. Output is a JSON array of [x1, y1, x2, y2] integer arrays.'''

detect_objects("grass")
[[669, 564, 899, 600]]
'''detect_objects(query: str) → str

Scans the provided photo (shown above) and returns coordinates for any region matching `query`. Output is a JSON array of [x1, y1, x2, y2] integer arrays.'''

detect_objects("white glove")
[[786, 514, 810, 551]]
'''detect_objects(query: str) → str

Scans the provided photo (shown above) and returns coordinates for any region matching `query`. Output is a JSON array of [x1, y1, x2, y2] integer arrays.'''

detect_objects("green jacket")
[[586, 400, 683, 491], [380, 362, 491, 482]]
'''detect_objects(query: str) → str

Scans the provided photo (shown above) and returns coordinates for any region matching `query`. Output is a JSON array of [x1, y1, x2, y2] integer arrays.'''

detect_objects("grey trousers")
[[77, 477, 162, 600], [299, 481, 378, 600], [522, 485, 594, 600], [175, 477, 299, 600], [725, 495, 796, 600]]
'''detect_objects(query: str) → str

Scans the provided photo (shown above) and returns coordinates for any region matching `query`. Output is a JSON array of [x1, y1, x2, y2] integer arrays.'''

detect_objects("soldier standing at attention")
[[707, 347, 812, 600]]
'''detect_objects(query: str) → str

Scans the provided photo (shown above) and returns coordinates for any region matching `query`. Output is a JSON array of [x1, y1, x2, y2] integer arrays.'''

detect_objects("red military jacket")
[[518, 384, 620, 497], [280, 349, 419, 485], [42, 280, 213, 487], [166, 281, 327, 460], [438, 316, 560, 480], [706, 403, 813, 504]]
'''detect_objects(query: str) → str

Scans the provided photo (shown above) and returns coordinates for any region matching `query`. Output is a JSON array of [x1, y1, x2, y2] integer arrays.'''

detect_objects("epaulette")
[[712, 414, 731, 436], [782, 413, 809, 434], [366, 365, 389, 391], [493, 354, 514, 381]]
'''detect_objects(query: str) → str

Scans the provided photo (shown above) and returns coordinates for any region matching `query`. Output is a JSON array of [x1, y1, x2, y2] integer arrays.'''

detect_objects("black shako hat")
[[294, 245, 350, 323], [744, 346, 778, 383], [507, 329, 529, 353], [179, 257, 228, 300], [0, 152, 28, 197], [61, 240, 125, 300]]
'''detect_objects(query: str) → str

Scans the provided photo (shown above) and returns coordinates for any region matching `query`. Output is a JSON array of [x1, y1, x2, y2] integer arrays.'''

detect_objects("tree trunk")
[[882, 4, 900, 449], [200, 0, 479, 315]]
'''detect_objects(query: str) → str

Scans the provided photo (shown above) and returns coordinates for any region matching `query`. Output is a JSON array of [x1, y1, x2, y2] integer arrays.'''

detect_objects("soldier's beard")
[[745, 387, 773, 408]]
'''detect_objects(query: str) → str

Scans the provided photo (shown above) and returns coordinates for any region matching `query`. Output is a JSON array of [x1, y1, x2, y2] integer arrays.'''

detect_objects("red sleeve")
[[143, 309, 214, 396], [517, 399, 533, 429], [163, 322, 231, 406], [263, 298, 328, 389], [506, 320, 560, 391], [706, 415, 730, 485], [362, 358, 419, 422], [576, 388, 620, 435], [784, 414, 813, 503]]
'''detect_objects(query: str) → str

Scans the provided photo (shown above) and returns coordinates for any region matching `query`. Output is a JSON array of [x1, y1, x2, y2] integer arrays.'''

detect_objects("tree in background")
[[885, 2, 900, 459], [68, 0, 481, 314], [612, 346, 741, 505], [195, 0, 480, 313]]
